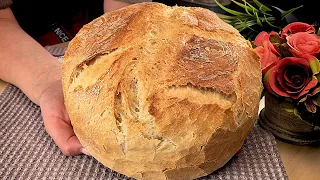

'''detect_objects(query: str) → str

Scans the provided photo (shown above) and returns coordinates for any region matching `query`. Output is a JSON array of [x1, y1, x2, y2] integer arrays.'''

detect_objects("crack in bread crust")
[[168, 83, 237, 104], [70, 48, 118, 84]]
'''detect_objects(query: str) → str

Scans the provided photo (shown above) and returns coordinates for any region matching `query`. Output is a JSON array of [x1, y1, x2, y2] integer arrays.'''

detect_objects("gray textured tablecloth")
[[0, 46, 288, 180]]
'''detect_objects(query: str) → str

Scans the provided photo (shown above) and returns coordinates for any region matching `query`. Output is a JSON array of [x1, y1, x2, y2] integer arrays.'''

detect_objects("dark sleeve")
[[0, 0, 12, 9]]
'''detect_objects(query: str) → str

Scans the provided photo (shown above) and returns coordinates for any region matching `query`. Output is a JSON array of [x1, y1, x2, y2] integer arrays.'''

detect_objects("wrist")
[[31, 64, 62, 105]]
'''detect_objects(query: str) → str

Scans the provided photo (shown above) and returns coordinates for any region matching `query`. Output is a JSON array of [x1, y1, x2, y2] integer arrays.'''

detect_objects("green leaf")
[[278, 43, 292, 57], [247, 25, 259, 33], [234, 19, 258, 32], [215, 0, 250, 17], [293, 108, 303, 120], [316, 73, 320, 82], [222, 16, 247, 21], [283, 108, 294, 113], [251, 42, 257, 48], [264, 69, 271, 86], [309, 58, 320, 75], [264, 15, 280, 28], [247, 32, 257, 41], [261, 16, 276, 22], [245, 1, 259, 13], [318, 27, 320, 36], [244, 2, 253, 16], [269, 34, 284, 44], [230, 0, 253, 15], [252, 0, 272, 12], [244, 0, 273, 16], [254, 11, 262, 26], [280, 102, 302, 120], [315, 93, 320, 106], [231, 0, 273, 16], [281, 5, 303, 19]]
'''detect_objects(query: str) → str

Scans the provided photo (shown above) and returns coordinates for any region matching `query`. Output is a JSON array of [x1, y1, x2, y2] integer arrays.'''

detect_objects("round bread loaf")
[[62, 2, 262, 180]]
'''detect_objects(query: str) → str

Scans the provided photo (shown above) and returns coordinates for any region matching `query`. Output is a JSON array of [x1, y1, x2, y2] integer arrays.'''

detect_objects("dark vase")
[[259, 92, 320, 145]]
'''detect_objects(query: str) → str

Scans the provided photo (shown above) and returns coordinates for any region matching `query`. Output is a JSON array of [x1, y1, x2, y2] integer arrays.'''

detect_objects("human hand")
[[38, 79, 90, 156], [0, 6, 90, 156]]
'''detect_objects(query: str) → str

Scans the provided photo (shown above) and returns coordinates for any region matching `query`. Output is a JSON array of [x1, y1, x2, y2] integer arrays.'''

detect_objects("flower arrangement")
[[253, 22, 320, 125], [216, 0, 320, 142]]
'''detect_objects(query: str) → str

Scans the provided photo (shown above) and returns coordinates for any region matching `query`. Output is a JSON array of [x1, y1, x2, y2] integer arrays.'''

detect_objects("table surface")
[[1, 43, 320, 180]]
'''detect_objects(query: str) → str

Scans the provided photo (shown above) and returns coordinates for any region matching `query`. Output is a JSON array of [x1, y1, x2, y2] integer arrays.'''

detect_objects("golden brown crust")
[[62, 2, 262, 180]]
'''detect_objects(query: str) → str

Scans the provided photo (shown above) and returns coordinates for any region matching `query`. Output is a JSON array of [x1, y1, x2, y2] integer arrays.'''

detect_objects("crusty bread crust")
[[62, 2, 262, 180]]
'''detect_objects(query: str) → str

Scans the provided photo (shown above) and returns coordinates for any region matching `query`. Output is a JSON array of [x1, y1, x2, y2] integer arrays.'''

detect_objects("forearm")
[[104, 0, 131, 13], [0, 8, 61, 105]]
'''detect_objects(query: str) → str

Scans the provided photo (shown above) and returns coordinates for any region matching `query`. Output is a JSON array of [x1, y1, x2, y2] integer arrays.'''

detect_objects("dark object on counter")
[[259, 92, 320, 145]]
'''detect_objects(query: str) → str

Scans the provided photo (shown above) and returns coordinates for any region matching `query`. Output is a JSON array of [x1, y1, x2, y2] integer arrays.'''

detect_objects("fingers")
[[43, 114, 84, 156], [38, 81, 90, 156]]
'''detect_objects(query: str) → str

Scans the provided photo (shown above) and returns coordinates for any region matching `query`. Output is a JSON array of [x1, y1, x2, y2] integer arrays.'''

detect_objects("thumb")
[[43, 114, 85, 156]]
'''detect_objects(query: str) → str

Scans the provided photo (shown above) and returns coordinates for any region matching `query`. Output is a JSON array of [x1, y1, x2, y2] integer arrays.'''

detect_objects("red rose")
[[264, 56, 318, 99], [253, 32, 270, 46], [287, 32, 320, 57], [253, 32, 281, 74], [281, 22, 315, 38], [253, 31, 279, 46]]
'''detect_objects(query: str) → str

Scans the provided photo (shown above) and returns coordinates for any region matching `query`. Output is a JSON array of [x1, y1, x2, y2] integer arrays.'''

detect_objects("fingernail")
[[80, 148, 91, 156]]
